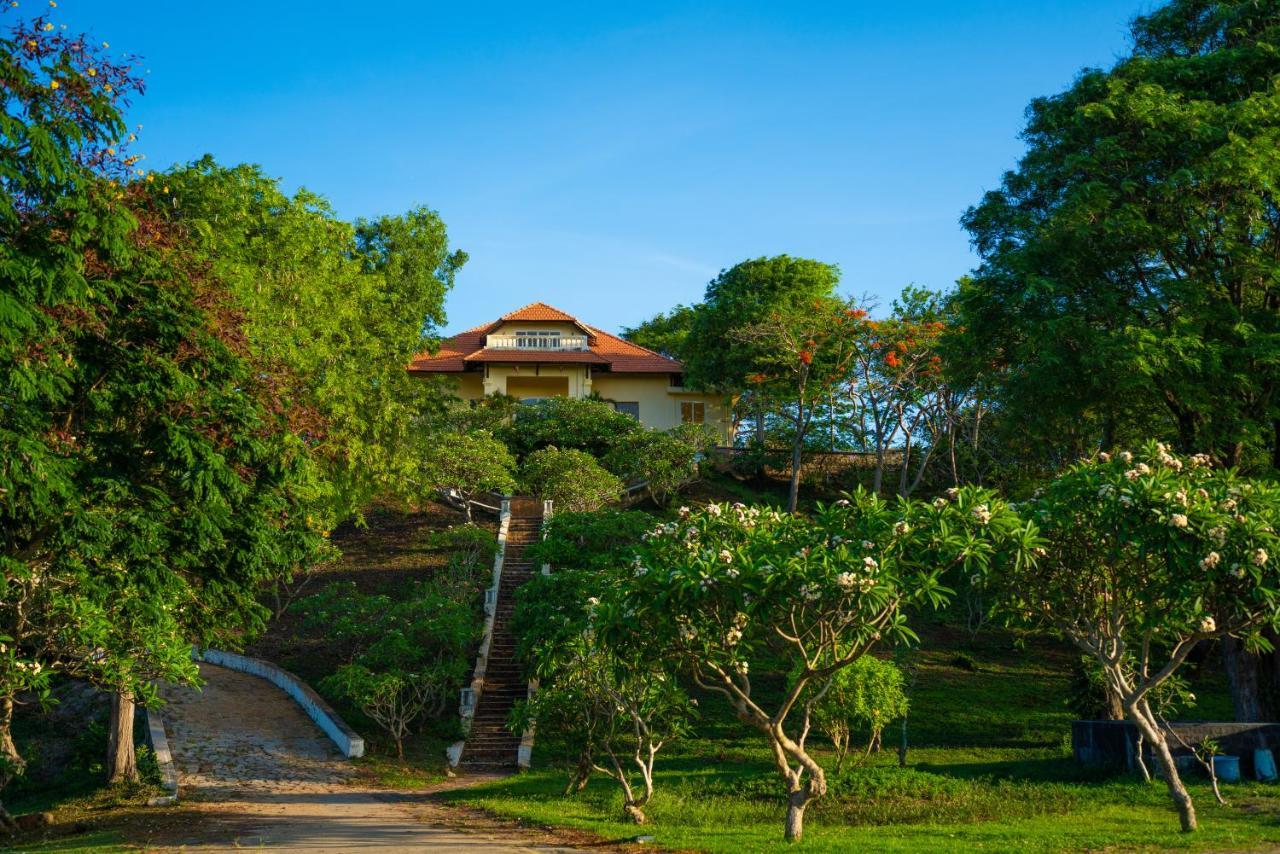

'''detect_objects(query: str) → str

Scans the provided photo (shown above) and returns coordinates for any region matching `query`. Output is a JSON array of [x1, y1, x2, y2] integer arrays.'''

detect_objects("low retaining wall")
[[195, 648, 365, 758], [1073, 720, 1280, 779], [144, 705, 179, 800]]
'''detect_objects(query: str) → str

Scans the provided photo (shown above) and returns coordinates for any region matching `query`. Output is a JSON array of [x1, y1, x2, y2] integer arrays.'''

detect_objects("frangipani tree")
[[512, 554, 691, 824], [603, 492, 1034, 842], [979, 442, 1280, 833]]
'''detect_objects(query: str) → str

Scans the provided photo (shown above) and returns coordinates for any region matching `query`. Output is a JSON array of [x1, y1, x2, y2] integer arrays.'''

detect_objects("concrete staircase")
[[458, 497, 542, 770]]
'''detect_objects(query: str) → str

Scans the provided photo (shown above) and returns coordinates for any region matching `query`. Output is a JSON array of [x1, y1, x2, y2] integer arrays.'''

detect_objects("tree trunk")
[[1104, 684, 1125, 721], [784, 789, 810, 843], [0, 696, 22, 833], [1221, 637, 1272, 721], [751, 410, 767, 482], [787, 436, 802, 514], [107, 691, 138, 785], [623, 802, 647, 824], [1129, 701, 1197, 832], [564, 751, 593, 794]]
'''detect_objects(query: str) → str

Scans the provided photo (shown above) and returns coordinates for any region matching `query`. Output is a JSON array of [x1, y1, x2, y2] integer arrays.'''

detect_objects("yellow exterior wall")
[[591, 374, 732, 442], [435, 365, 733, 444], [448, 373, 485, 402], [489, 320, 583, 338], [483, 364, 591, 398]]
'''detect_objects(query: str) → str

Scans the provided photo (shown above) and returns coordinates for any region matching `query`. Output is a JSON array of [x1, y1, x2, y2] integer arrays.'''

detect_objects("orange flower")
[[885, 351, 901, 368], [799, 350, 813, 365]]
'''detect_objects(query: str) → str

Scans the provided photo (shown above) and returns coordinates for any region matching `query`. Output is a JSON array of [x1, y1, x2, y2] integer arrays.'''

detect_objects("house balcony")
[[485, 334, 590, 351]]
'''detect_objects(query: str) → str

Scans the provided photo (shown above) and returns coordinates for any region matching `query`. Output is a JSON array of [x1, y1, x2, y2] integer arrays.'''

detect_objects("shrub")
[[422, 524, 499, 591], [523, 509, 655, 573], [519, 447, 623, 512], [422, 430, 517, 522], [297, 583, 478, 758], [808, 656, 908, 771], [499, 398, 640, 459], [604, 425, 715, 506]]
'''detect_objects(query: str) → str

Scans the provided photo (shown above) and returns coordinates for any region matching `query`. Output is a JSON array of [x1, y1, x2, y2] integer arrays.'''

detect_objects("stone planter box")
[[1072, 719, 1280, 780]]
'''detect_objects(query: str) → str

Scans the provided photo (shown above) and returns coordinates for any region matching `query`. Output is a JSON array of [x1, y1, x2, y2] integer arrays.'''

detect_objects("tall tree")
[[685, 256, 842, 483], [957, 0, 1280, 470], [955, 0, 1280, 718], [0, 6, 329, 815], [621, 303, 699, 361], [157, 159, 467, 522]]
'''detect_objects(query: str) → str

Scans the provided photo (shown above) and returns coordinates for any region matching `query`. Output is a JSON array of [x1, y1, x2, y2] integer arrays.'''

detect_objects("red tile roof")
[[408, 303, 683, 374]]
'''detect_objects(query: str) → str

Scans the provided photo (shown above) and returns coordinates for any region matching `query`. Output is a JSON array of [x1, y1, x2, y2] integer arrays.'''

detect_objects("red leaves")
[[885, 351, 901, 368]]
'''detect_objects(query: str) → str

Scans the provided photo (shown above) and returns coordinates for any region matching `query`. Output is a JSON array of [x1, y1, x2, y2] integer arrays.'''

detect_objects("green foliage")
[[499, 397, 641, 460], [298, 582, 478, 758], [421, 524, 500, 589], [979, 441, 1280, 829], [955, 0, 1280, 470], [0, 7, 331, 807], [519, 447, 624, 512], [808, 656, 909, 771], [606, 492, 1033, 840], [523, 510, 655, 574], [604, 425, 715, 507], [157, 157, 466, 519], [621, 304, 699, 361], [511, 551, 692, 820], [421, 430, 517, 520]]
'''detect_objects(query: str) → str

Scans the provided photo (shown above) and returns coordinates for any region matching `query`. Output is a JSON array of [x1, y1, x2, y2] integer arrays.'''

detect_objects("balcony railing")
[[486, 334, 589, 351]]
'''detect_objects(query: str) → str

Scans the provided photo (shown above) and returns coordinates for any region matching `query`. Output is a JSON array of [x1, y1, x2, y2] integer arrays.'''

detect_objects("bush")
[[523, 509, 655, 572], [809, 656, 909, 771], [297, 582, 478, 758], [604, 425, 715, 506], [422, 524, 499, 591], [519, 447, 623, 512], [499, 398, 640, 459], [422, 430, 517, 521]]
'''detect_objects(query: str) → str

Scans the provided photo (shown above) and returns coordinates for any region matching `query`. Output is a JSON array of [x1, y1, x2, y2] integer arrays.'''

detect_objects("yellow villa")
[[408, 302, 732, 442]]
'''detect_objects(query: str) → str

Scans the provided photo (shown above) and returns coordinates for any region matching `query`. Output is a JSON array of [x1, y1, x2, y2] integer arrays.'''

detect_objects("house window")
[[681, 401, 705, 424], [614, 401, 640, 419], [515, 330, 561, 349]]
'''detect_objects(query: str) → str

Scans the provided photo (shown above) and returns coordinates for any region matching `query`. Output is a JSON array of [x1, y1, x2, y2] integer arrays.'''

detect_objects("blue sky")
[[63, 0, 1144, 333]]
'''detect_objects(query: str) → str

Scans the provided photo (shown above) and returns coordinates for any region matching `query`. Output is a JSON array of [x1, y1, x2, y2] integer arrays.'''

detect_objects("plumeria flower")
[[863, 556, 879, 570], [1170, 514, 1189, 529], [718, 549, 734, 564], [1119, 451, 1133, 463], [677, 506, 691, 519], [1254, 549, 1269, 567], [933, 497, 948, 509], [1098, 452, 1111, 463], [945, 487, 960, 500], [972, 504, 992, 525], [1200, 616, 1217, 633], [893, 521, 911, 535], [1199, 552, 1221, 571], [836, 572, 858, 590], [834, 498, 850, 507], [706, 504, 723, 517]]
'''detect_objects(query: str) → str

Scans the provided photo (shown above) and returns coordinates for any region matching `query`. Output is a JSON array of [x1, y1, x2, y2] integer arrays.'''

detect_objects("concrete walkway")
[[154, 662, 579, 852]]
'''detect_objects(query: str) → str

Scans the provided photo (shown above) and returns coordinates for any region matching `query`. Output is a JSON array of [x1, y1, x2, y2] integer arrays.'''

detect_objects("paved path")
[[154, 662, 579, 852]]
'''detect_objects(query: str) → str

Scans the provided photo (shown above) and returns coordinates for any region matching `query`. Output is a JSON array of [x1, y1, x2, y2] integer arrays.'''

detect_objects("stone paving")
[[154, 662, 580, 852]]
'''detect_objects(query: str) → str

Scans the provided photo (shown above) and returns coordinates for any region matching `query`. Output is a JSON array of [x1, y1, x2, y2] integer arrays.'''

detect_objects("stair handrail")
[[516, 499, 553, 770], [447, 495, 512, 769]]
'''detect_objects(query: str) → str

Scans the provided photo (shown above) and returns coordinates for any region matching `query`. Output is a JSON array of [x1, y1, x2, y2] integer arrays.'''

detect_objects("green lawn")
[[444, 614, 1280, 853]]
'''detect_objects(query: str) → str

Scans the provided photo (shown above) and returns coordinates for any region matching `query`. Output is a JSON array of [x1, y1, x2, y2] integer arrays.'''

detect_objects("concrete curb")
[[144, 704, 180, 802], [194, 648, 365, 758]]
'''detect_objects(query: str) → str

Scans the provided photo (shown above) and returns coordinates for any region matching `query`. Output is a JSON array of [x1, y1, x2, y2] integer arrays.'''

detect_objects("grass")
[[444, 608, 1280, 853]]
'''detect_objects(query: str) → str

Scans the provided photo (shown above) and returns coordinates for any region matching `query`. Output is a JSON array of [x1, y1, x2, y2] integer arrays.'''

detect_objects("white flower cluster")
[[1199, 552, 1221, 571], [1189, 453, 1212, 468], [1200, 616, 1217, 633], [972, 504, 992, 525], [1255, 549, 1270, 567], [893, 521, 911, 535], [933, 497, 948, 509], [1170, 514, 1189, 529], [706, 503, 723, 517], [1124, 463, 1151, 480], [1154, 443, 1183, 471]]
